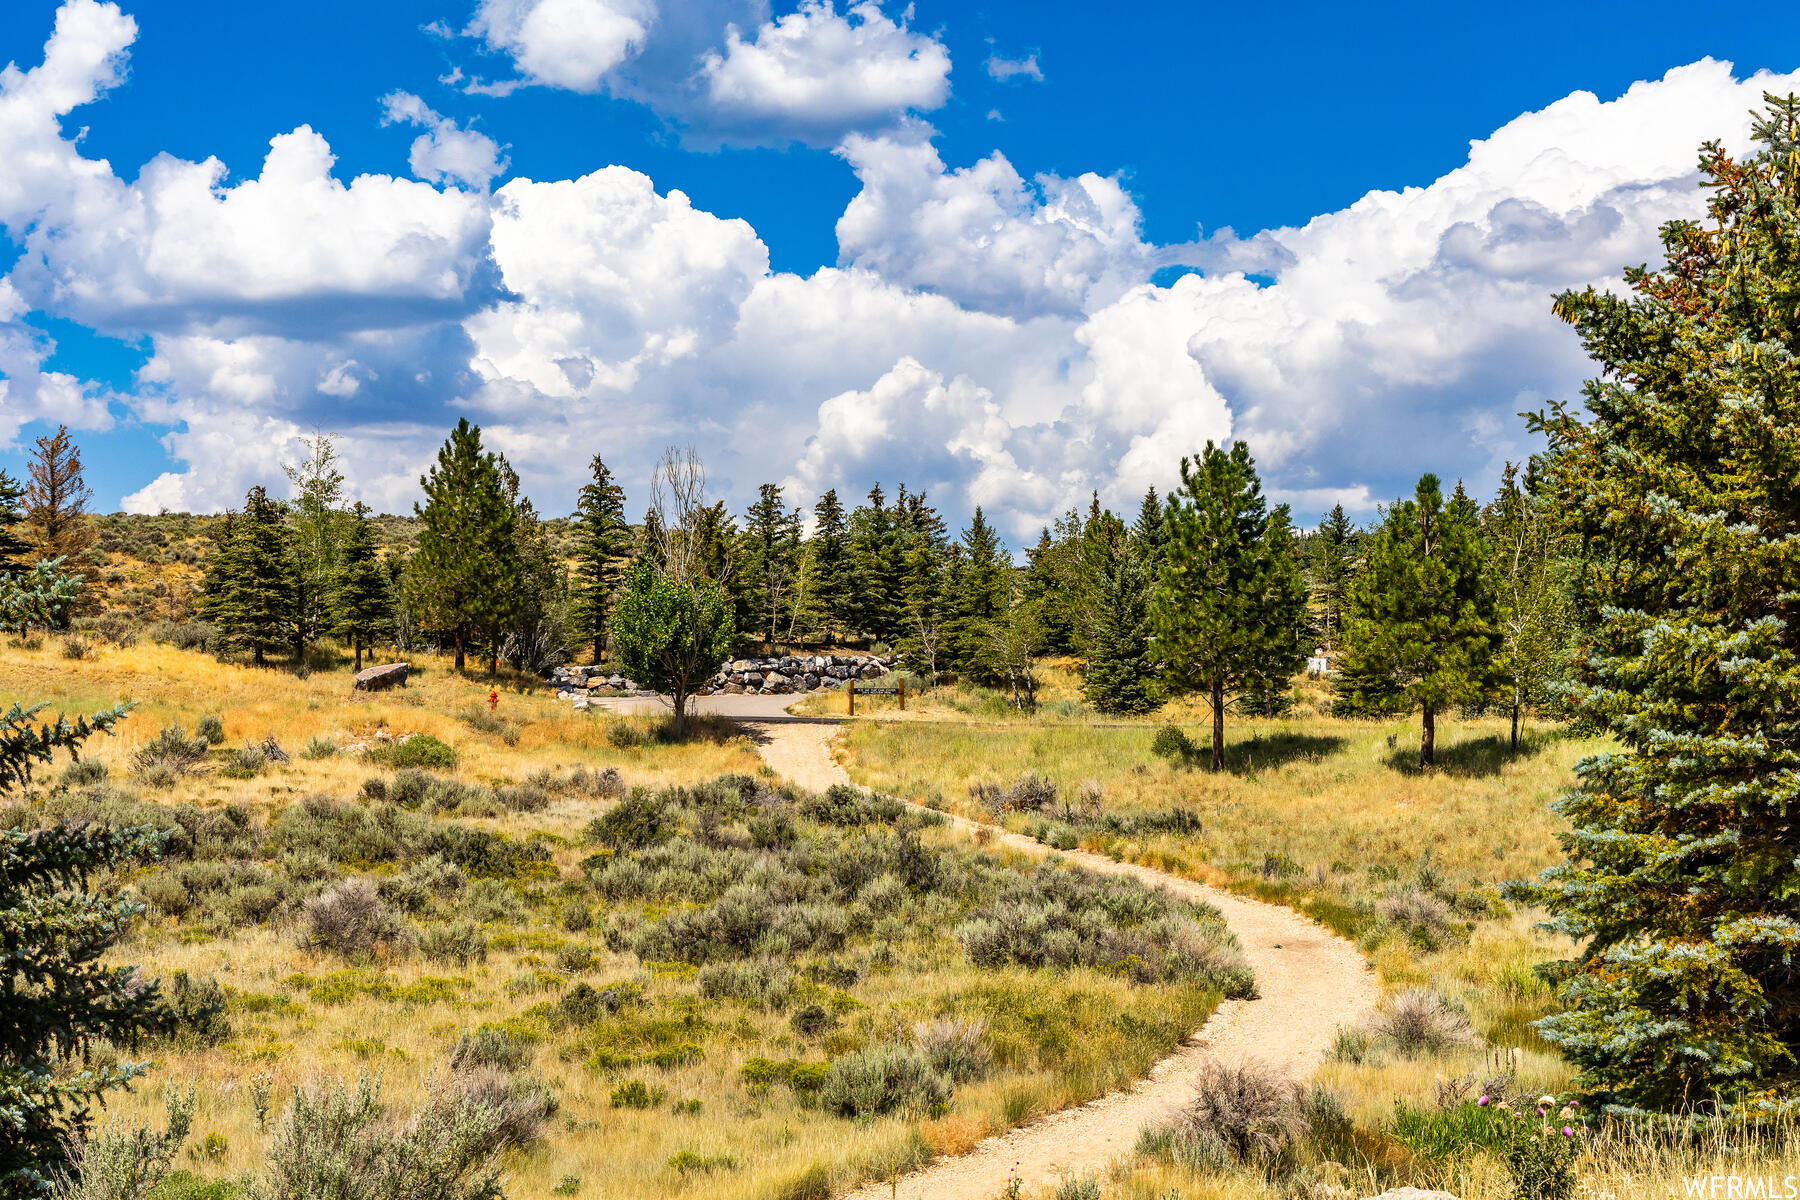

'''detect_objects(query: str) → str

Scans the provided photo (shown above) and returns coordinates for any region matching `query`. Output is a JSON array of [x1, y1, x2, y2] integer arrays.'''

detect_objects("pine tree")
[[1308, 504, 1359, 653], [848, 485, 898, 644], [1240, 506, 1312, 717], [282, 429, 345, 658], [0, 470, 27, 575], [23, 425, 93, 563], [571, 454, 631, 663], [498, 461, 568, 674], [1511, 97, 1800, 1114], [1, 567, 176, 1192], [212, 486, 298, 667], [943, 508, 1012, 681], [331, 503, 392, 671], [1336, 474, 1496, 766], [412, 420, 517, 674], [1131, 487, 1166, 568], [1082, 534, 1158, 715], [797, 489, 851, 644], [1153, 441, 1308, 770], [740, 483, 803, 651]]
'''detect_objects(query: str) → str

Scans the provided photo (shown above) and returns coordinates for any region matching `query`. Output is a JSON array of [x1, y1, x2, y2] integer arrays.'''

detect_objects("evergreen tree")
[[1240, 506, 1312, 717], [1082, 534, 1158, 715], [847, 485, 898, 643], [945, 508, 1010, 681], [0, 470, 27, 575], [740, 483, 803, 650], [2, 565, 172, 1194], [1153, 441, 1308, 770], [1487, 462, 1569, 751], [411, 420, 517, 674], [1337, 473, 1496, 765], [897, 533, 950, 686], [498, 461, 569, 674], [797, 489, 851, 643], [570, 455, 631, 663], [1131, 487, 1167, 568], [23, 425, 93, 564], [1308, 504, 1359, 653], [213, 486, 298, 667], [1512, 98, 1800, 1113], [282, 429, 345, 657], [331, 503, 392, 671]]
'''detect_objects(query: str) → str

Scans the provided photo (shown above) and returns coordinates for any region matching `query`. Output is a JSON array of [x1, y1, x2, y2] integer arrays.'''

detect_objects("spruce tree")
[[797, 489, 851, 644], [23, 425, 93, 563], [1512, 97, 1800, 1114], [847, 485, 898, 644], [1082, 535, 1158, 715], [498, 461, 568, 674], [571, 454, 630, 663], [412, 420, 517, 674], [0, 470, 27, 575], [1240, 506, 1312, 717], [2, 566, 172, 1194], [1153, 441, 1308, 770], [946, 508, 1010, 681], [1308, 504, 1359, 653], [213, 486, 298, 667], [331, 503, 392, 671], [1131, 487, 1166, 568], [740, 483, 803, 650], [1336, 474, 1496, 765]]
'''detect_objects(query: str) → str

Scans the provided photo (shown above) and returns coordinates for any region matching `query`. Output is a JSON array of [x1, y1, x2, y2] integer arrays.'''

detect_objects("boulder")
[[354, 662, 409, 691], [859, 663, 883, 679], [802, 672, 820, 690]]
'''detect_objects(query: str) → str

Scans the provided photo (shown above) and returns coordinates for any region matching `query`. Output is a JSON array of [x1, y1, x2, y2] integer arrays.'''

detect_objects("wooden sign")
[[846, 677, 905, 715]]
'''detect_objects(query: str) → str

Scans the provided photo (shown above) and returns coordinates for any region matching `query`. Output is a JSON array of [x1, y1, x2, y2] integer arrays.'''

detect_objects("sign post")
[[847, 678, 905, 716], [848, 678, 855, 717]]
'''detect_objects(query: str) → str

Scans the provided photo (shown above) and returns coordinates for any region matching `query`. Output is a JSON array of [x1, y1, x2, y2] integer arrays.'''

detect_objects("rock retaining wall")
[[546, 654, 896, 705]]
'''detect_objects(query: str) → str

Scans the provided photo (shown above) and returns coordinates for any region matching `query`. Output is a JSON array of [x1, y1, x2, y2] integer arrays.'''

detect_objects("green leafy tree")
[[1, 565, 167, 1195], [1487, 462, 1570, 751], [282, 429, 346, 658], [412, 420, 518, 674], [1082, 534, 1159, 715], [1512, 97, 1800, 1114], [1337, 474, 1497, 765], [1153, 441, 1308, 770], [0, 470, 27, 575], [570, 454, 631, 663], [610, 560, 735, 737], [211, 486, 298, 667], [797, 489, 851, 644], [331, 502, 393, 671]]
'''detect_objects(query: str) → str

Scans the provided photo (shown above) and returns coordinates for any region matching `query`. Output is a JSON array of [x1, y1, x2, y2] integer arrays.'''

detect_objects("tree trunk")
[[487, 649, 498, 678], [1210, 678, 1226, 772], [1510, 692, 1521, 753], [1421, 703, 1436, 767], [594, 635, 603, 666], [354, 641, 363, 671], [253, 644, 265, 667], [454, 632, 466, 674], [671, 684, 688, 738]]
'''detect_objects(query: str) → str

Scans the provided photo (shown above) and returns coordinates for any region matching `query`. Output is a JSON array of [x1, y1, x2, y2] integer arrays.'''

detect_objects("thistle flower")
[[1563, 1126, 1575, 1136], [1538, 1094, 1556, 1106], [1477, 1095, 1490, 1106]]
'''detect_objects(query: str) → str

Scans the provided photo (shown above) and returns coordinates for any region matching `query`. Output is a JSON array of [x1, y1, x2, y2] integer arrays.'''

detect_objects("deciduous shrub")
[[362, 734, 457, 770]]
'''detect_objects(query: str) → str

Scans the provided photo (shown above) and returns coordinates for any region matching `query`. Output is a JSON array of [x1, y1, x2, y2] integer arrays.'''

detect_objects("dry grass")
[[4, 639, 1242, 1200]]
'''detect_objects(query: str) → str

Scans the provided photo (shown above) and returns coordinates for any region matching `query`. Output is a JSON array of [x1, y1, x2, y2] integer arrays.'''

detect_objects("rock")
[[571, 699, 590, 711], [354, 662, 410, 691], [802, 672, 820, 690], [859, 663, 882, 679]]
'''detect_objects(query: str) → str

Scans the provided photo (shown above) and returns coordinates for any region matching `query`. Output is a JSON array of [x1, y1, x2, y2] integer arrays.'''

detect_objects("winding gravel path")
[[704, 704, 1379, 1200]]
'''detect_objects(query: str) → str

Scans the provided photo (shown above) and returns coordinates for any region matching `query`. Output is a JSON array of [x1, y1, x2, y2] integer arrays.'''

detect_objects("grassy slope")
[[3, 641, 1236, 1200]]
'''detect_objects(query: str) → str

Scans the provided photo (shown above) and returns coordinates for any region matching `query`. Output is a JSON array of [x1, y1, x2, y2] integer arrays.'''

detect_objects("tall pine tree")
[[1487, 462, 1569, 751], [412, 419, 517, 674], [331, 502, 392, 671], [23, 426, 92, 563], [1153, 441, 1308, 770], [0, 470, 27, 576], [1513, 97, 1800, 1114], [212, 486, 297, 667], [571, 454, 631, 663], [797, 489, 851, 644], [946, 508, 1010, 681], [1337, 474, 1496, 765], [1308, 504, 1359, 654], [1081, 531, 1158, 715], [740, 483, 803, 650]]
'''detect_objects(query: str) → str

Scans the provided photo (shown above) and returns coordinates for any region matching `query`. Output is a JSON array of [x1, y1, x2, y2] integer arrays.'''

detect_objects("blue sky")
[[1, 0, 1797, 537]]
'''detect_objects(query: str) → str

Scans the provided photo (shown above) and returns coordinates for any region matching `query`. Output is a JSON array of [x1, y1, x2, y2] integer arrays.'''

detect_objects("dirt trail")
[[736, 716, 1379, 1200]]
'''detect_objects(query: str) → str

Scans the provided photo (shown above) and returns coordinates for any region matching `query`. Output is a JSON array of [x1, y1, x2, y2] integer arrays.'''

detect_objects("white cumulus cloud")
[[380, 90, 508, 190], [464, 0, 656, 93]]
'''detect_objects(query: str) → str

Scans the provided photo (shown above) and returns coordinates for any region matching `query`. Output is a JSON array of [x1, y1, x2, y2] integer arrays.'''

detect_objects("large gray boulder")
[[353, 662, 409, 691]]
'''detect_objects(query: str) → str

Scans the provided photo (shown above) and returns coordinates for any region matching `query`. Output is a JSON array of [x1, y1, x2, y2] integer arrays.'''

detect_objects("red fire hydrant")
[[487, 688, 499, 714]]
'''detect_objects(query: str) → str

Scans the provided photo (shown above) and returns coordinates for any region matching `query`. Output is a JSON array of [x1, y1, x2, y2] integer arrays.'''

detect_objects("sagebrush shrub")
[[418, 923, 488, 966], [911, 1016, 993, 1083], [133, 726, 210, 777], [1368, 988, 1473, 1057], [299, 878, 407, 961], [192, 715, 225, 746], [818, 1044, 950, 1118], [1175, 1059, 1309, 1166]]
